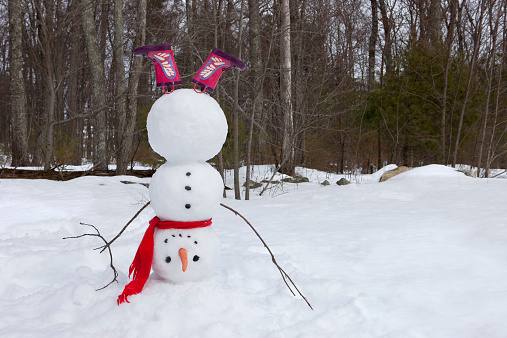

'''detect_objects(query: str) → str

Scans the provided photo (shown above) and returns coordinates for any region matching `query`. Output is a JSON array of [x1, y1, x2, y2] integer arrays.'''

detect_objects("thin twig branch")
[[63, 222, 119, 291], [98, 201, 151, 253], [259, 161, 286, 196], [492, 170, 506, 178], [220, 203, 313, 310], [64, 201, 151, 291]]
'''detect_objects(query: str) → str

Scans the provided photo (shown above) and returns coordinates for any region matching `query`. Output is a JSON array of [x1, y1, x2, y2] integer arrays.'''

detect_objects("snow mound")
[[389, 164, 468, 181]]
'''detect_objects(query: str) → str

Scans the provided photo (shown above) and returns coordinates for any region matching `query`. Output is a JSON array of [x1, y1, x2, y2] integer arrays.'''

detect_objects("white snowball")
[[147, 88, 228, 162], [149, 162, 224, 222], [152, 226, 220, 283]]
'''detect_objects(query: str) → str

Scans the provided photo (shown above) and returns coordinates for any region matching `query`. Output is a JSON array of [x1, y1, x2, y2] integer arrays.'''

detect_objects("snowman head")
[[152, 226, 220, 283]]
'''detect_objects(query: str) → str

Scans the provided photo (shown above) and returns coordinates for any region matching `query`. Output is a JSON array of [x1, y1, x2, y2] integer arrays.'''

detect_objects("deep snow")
[[1, 164, 506, 337]]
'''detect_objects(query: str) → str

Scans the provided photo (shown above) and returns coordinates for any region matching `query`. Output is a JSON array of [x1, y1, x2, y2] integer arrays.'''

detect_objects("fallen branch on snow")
[[63, 222, 119, 291], [98, 201, 151, 253], [220, 203, 313, 310]]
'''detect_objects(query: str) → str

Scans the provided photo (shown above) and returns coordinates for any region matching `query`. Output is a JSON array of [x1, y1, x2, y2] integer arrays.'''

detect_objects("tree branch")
[[491, 170, 506, 178], [99, 201, 151, 253], [63, 222, 119, 291], [64, 200, 151, 291], [259, 161, 286, 197], [220, 203, 313, 310]]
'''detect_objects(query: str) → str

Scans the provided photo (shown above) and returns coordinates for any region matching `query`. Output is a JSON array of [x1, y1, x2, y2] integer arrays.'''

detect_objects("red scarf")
[[117, 216, 212, 305]]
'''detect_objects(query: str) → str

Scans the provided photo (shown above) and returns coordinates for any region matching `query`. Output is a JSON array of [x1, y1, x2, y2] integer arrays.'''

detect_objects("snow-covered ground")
[[1, 164, 506, 337]]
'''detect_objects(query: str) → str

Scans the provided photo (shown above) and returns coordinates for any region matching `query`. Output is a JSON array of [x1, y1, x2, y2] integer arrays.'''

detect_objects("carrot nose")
[[179, 248, 188, 272]]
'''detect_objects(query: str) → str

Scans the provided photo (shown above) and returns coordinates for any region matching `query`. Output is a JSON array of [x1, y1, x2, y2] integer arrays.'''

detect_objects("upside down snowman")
[[117, 45, 244, 304]]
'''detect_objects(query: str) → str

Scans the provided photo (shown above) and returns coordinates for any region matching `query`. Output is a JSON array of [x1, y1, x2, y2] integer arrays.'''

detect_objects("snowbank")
[[388, 164, 468, 181], [1, 165, 507, 337]]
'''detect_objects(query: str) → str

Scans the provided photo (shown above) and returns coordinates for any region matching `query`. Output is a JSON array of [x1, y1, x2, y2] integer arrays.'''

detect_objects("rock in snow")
[[380, 165, 410, 182], [336, 178, 350, 185]]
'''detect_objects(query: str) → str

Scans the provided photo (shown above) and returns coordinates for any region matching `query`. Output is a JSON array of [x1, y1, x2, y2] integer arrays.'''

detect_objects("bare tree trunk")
[[8, 0, 30, 166], [477, 2, 500, 177], [369, 0, 381, 170], [428, 0, 442, 45], [486, 2, 507, 177], [233, 0, 245, 200], [99, 1, 109, 71], [81, 0, 108, 170], [39, 2, 56, 170], [280, 0, 295, 176], [31, 1, 58, 170], [42, 68, 56, 170], [114, 0, 129, 175], [186, 0, 191, 34], [123, 0, 147, 173], [31, 7, 46, 167], [368, 0, 378, 90], [294, 0, 311, 168], [68, 13, 82, 165], [440, 0, 457, 164], [56, 0, 66, 125], [233, 78, 241, 199], [339, 127, 345, 174], [452, 1, 486, 167], [245, 0, 264, 200], [378, 0, 392, 73]]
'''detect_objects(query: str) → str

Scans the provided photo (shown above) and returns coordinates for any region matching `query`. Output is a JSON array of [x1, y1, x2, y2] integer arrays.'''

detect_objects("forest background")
[[1, 0, 506, 191]]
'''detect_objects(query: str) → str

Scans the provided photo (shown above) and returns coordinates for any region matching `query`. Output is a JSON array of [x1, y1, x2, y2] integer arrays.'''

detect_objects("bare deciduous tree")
[[280, 0, 295, 176], [451, 0, 486, 167], [114, 0, 129, 175], [8, 0, 29, 166], [81, 0, 108, 170]]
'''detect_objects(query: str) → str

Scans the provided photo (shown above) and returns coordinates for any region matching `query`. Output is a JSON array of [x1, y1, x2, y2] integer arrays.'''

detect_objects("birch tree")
[[280, 0, 295, 176]]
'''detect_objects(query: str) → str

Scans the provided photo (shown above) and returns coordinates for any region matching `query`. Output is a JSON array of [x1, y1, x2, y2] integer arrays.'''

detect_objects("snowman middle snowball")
[[148, 88, 227, 284]]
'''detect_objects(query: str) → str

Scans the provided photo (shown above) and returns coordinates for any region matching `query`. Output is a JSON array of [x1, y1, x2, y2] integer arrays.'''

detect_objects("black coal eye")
[[165, 256, 171, 263], [193, 255, 200, 262], [185, 186, 191, 191], [194, 241, 198, 244], [185, 204, 191, 209], [164, 239, 168, 243], [186, 172, 191, 176]]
